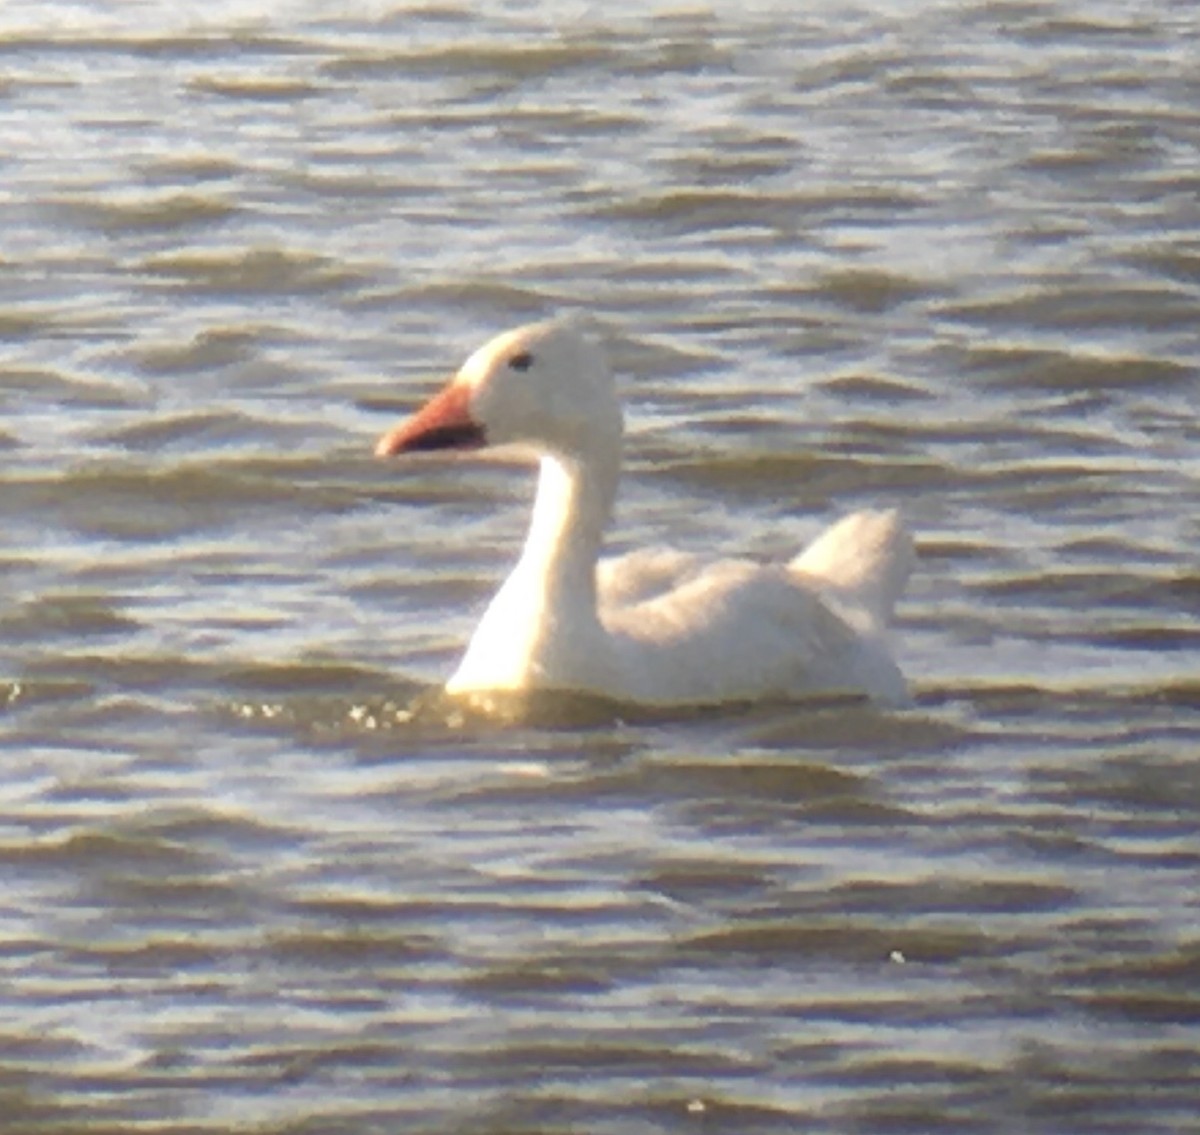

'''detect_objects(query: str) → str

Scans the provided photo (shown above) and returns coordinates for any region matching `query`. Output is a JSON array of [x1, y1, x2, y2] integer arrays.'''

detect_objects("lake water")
[[1, 1, 1198, 1131]]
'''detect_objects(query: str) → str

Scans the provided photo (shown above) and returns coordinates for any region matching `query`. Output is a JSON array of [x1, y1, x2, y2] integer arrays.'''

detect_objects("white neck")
[[446, 434, 623, 696], [517, 447, 618, 615]]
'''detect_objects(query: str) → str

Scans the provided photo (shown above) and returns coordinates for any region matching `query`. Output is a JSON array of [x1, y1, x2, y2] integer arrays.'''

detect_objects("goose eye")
[[508, 351, 533, 372]]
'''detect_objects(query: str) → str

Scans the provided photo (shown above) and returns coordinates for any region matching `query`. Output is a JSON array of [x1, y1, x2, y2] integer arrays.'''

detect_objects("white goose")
[[376, 317, 915, 707]]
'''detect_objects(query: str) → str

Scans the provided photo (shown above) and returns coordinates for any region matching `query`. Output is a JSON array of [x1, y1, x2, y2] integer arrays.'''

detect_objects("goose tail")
[[789, 508, 915, 631]]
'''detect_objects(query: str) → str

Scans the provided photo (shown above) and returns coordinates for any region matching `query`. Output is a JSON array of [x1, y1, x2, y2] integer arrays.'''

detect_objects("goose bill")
[[375, 382, 486, 457]]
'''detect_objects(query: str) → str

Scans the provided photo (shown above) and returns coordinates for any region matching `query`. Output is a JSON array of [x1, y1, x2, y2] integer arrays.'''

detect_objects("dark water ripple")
[[0, 1, 1198, 1132]]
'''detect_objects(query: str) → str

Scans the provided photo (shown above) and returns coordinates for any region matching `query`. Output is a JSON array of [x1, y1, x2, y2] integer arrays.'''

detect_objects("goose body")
[[376, 318, 914, 707]]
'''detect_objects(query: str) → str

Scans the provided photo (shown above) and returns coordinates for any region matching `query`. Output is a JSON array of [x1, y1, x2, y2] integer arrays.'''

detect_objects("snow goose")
[[375, 317, 914, 706]]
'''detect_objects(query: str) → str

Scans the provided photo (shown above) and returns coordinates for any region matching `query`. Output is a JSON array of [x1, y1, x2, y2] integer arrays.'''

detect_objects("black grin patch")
[[407, 422, 487, 451]]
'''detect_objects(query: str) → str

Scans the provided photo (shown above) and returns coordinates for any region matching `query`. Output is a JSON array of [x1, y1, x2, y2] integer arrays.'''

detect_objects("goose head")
[[375, 317, 622, 463]]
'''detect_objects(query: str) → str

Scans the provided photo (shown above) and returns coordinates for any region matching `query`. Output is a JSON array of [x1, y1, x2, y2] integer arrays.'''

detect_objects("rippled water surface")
[[1, 1, 1198, 1131]]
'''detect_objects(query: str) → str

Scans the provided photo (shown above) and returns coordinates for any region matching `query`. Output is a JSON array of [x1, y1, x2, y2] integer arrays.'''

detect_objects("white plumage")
[[376, 317, 915, 706]]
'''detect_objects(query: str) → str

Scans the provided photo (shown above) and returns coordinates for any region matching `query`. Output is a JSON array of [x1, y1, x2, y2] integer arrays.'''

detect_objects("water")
[[1, 1, 1198, 1131]]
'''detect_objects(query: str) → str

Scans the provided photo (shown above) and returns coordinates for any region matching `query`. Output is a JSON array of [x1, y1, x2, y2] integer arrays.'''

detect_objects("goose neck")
[[518, 450, 617, 606]]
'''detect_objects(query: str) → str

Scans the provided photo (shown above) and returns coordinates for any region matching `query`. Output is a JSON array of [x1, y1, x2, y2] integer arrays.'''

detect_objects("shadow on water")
[[219, 675, 964, 757]]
